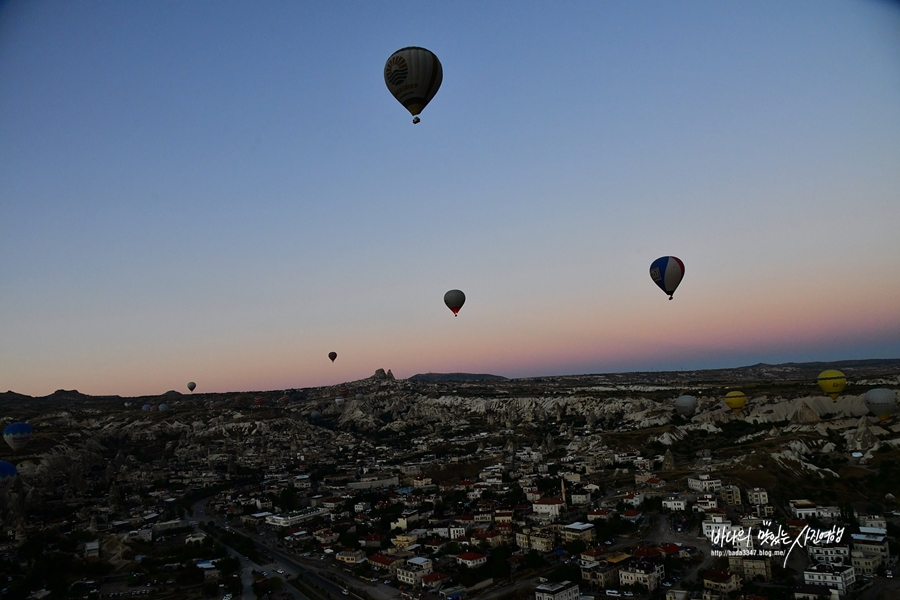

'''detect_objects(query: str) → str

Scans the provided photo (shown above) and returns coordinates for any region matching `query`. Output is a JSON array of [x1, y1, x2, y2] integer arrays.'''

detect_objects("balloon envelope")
[[187, 382, 196, 392], [817, 370, 846, 401], [328, 352, 337, 362], [649, 256, 685, 299], [675, 395, 698, 417], [864, 388, 898, 422], [724, 391, 747, 415], [3, 422, 33, 453], [384, 47, 442, 122], [0, 461, 16, 489], [444, 289, 466, 316], [159, 403, 169, 412], [142, 404, 151, 411]]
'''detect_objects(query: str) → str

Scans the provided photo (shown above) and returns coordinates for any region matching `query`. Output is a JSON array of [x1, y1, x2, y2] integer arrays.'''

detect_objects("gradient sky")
[[2, 1, 899, 397]]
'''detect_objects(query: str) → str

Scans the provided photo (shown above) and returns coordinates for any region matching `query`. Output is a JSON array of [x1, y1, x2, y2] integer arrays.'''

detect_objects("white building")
[[688, 474, 722, 493], [746, 488, 768, 505], [535, 580, 580, 600], [802, 564, 855, 594]]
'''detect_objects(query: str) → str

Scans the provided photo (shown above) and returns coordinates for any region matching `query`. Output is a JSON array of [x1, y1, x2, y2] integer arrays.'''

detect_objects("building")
[[850, 533, 890, 563], [457, 552, 488, 568], [688, 474, 722, 493], [850, 550, 881, 574], [582, 560, 621, 589], [788, 500, 818, 519], [721, 485, 742, 506], [746, 488, 768, 505], [619, 559, 665, 592], [396, 556, 433, 586], [728, 556, 772, 582], [336, 549, 367, 565], [702, 570, 742, 594], [802, 564, 855, 594], [535, 580, 579, 600], [807, 543, 850, 566], [534, 497, 567, 519], [663, 497, 688, 512], [562, 522, 595, 543], [516, 527, 555, 552]]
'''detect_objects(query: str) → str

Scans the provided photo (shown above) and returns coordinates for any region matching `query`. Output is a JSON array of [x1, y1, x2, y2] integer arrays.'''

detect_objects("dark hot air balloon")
[[384, 47, 442, 124], [3, 423, 33, 454], [444, 289, 465, 316], [328, 352, 337, 362]]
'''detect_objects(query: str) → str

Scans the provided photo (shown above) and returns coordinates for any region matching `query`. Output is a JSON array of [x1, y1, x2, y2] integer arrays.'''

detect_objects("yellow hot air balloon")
[[817, 370, 846, 401], [724, 391, 747, 415]]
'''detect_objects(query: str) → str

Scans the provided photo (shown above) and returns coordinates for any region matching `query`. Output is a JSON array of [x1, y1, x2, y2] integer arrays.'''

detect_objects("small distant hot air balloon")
[[3, 423, 33, 454], [328, 352, 337, 363], [0, 461, 17, 489], [724, 391, 747, 415], [339, 386, 350, 397], [149, 404, 159, 412], [187, 382, 196, 392], [142, 404, 151, 411], [675, 395, 698, 418], [864, 388, 898, 422], [159, 403, 169, 412], [444, 289, 466, 316], [817, 370, 846, 401], [649, 256, 685, 300], [384, 46, 443, 124], [355, 393, 364, 401], [255, 397, 264, 408], [309, 410, 321, 422], [335, 396, 344, 404]]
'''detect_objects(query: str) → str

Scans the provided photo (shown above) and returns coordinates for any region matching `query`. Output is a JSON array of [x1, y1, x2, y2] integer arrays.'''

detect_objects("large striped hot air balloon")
[[817, 370, 846, 401], [724, 391, 747, 415], [3, 422, 33, 454], [649, 256, 685, 300], [384, 47, 442, 124]]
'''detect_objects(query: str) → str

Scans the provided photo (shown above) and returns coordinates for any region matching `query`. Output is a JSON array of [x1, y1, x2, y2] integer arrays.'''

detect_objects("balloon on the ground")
[[864, 388, 898, 422], [159, 403, 169, 412], [724, 391, 747, 415], [384, 47, 442, 124], [187, 382, 196, 392], [328, 352, 337, 362], [817, 370, 846, 401], [142, 404, 151, 411], [0, 461, 17, 489], [444, 289, 466, 316], [3, 422, 33, 453], [649, 256, 685, 300], [675, 395, 698, 417]]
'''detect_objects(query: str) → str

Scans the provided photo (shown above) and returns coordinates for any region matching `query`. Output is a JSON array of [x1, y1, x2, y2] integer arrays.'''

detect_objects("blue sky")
[[1, 1, 899, 396]]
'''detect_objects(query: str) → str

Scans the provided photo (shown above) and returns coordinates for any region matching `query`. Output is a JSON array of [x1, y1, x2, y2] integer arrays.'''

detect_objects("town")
[[1, 360, 898, 600]]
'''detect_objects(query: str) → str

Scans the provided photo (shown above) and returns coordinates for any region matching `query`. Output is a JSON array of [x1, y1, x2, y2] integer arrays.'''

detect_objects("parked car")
[[606, 591, 621, 597]]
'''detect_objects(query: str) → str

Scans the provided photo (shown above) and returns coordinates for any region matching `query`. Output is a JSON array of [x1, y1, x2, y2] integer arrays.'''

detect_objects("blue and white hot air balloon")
[[3, 422, 33, 454], [0, 461, 17, 489], [649, 256, 685, 300]]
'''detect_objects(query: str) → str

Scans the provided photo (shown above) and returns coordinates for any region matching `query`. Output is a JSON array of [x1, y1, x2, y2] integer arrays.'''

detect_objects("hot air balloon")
[[864, 388, 898, 422], [159, 403, 169, 412], [355, 393, 364, 401], [150, 404, 159, 412], [3, 423, 33, 454], [649, 256, 685, 300], [335, 396, 344, 404], [675, 395, 698, 418], [0, 461, 17, 489], [142, 404, 151, 411], [187, 382, 196, 392], [817, 370, 846, 401], [328, 352, 337, 363], [309, 410, 321, 422], [339, 386, 350, 397], [724, 391, 747, 415], [444, 289, 466, 316], [384, 47, 442, 124]]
